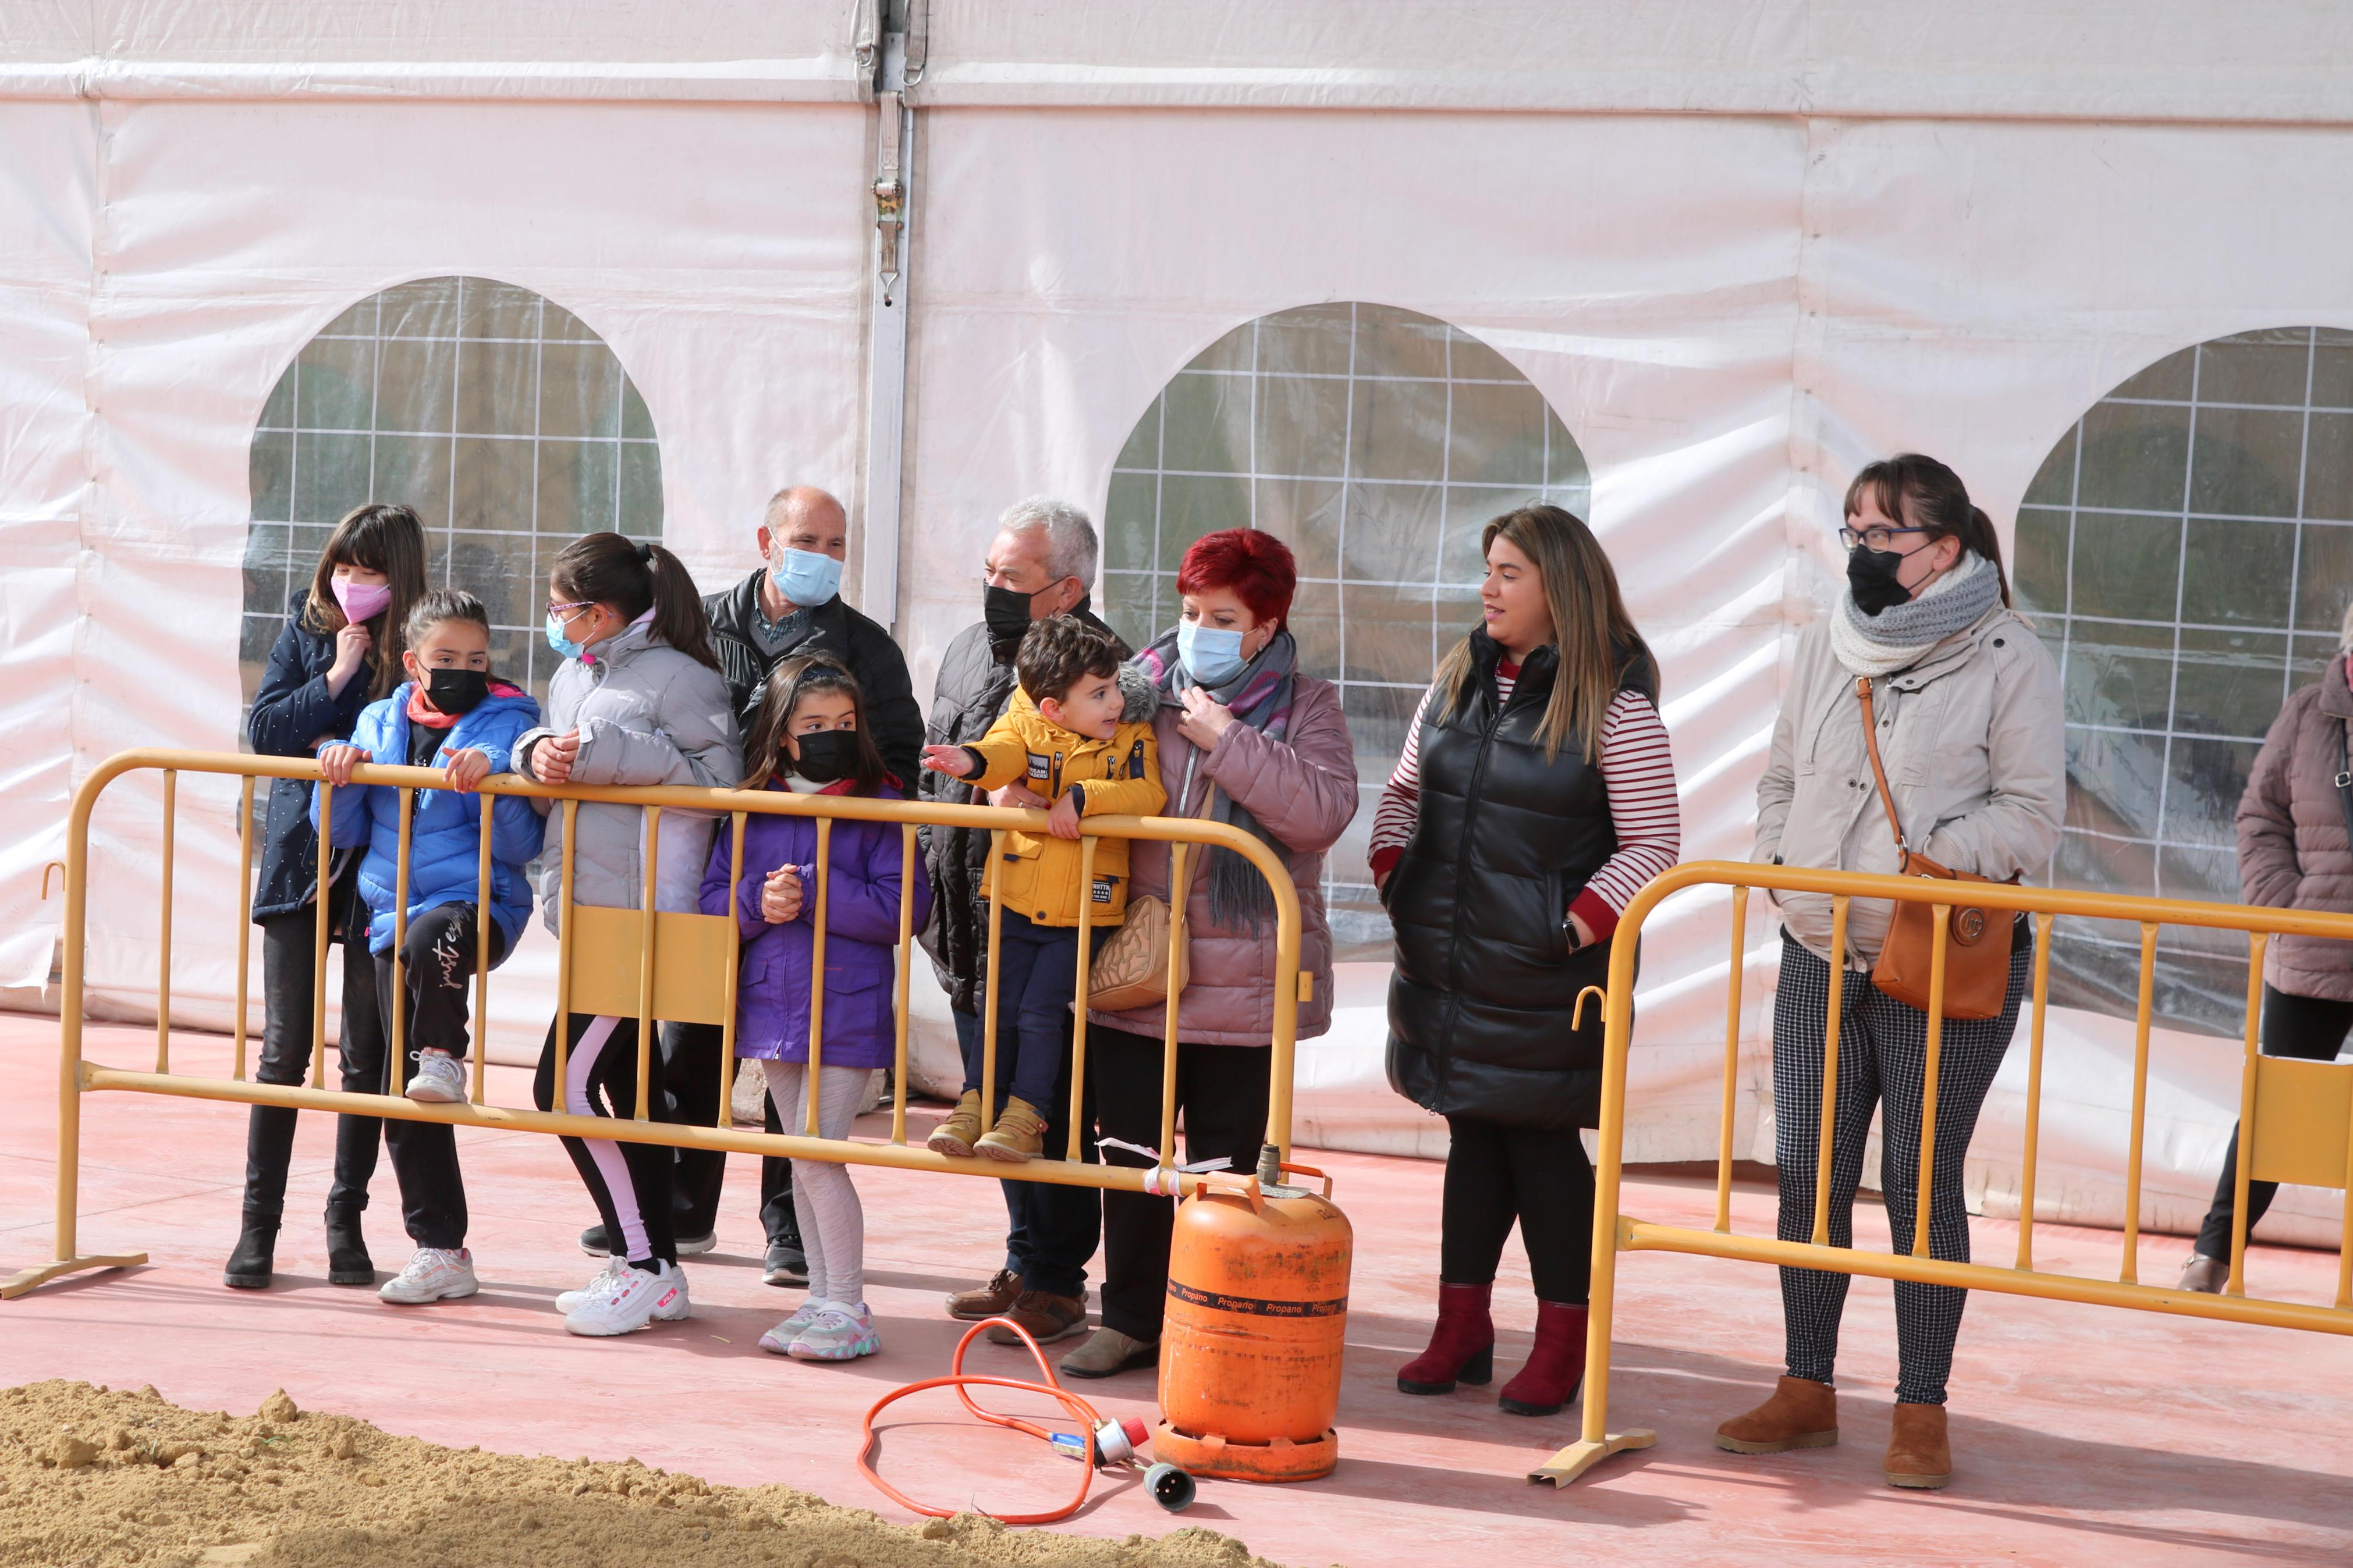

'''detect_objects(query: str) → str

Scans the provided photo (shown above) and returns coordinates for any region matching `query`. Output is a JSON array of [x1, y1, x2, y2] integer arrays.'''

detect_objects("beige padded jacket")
[[1755, 603, 2064, 969]]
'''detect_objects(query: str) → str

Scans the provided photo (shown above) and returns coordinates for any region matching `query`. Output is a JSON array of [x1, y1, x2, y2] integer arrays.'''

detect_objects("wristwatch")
[[1561, 911, 1584, 954]]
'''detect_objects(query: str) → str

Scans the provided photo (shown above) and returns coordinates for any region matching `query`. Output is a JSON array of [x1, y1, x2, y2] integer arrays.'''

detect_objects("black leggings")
[[242, 902, 382, 1222], [374, 903, 505, 1251], [1439, 1117, 1596, 1304], [534, 1014, 676, 1267], [2195, 984, 2353, 1261]]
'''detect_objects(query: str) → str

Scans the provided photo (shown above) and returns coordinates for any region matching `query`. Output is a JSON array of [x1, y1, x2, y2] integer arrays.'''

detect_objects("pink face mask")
[[333, 577, 392, 624]]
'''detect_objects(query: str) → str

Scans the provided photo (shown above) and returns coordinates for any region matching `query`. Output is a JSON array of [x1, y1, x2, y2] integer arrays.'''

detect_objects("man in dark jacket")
[[921, 496, 1124, 1346], [578, 485, 922, 1286]]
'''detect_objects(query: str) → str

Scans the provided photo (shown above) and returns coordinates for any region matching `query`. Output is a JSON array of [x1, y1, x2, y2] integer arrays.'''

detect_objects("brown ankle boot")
[[1884, 1402, 1951, 1489], [1715, 1375, 1837, 1454]]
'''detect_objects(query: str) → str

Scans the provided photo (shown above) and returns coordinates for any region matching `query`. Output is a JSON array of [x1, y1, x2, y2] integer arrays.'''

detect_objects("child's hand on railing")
[[317, 744, 365, 786], [1046, 792, 1083, 840], [921, 744, 977, 780], [531, 729, 581, 785], [760, 865, 804, 924], [442, 748, 491, 793]]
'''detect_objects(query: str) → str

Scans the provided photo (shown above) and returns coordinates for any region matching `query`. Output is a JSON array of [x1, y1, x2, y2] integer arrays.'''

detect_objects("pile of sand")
[[0, 1381, 1300, 1567]]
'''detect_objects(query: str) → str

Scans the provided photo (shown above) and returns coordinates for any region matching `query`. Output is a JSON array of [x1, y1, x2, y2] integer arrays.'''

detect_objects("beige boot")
[[925, 1090, 984, 1158], [975, 1096, 1049, 1162], [1885, 1402, 1952, 1489], [1716, 1375, 1838, 1454]]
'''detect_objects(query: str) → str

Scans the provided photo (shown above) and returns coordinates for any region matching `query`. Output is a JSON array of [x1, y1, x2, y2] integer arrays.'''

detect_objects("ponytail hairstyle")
[[306, 502, 429, 702], [1844, 453, 2012, 609], [742, 653, 887, 795], [1433, 504, 1648, 763], [547, 532, 719, 670]]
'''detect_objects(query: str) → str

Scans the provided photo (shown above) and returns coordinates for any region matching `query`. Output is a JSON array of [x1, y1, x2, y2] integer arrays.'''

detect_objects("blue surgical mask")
[[1179, 621, 1249, 688], [772, 548, 843, 610], [545, 610, 586, 661]]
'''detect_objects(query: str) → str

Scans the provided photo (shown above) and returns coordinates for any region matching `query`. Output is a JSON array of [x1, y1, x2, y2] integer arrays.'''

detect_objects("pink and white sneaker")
[[563, 1260, 689, 1336]]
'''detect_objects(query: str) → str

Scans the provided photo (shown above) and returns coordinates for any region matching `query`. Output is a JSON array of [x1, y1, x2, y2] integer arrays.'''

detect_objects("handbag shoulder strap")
[[1169, 781, 1220, 907], [1856, 676, 1910, 859], [2334, 720, 2353, 851]]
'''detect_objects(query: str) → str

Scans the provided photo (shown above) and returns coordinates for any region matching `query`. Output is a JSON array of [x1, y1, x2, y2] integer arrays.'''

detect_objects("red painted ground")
[[2, 1016, 2349, 1566]]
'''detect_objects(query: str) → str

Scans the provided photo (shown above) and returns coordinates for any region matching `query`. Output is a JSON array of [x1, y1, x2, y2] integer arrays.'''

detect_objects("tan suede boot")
[[1715, 1375, 1838, 1454], [1884, 1402, 1951, 1488]]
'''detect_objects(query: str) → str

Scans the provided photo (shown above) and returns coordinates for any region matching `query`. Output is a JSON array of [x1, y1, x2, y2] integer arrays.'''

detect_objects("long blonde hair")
[[1433, 505, 1646, 763]]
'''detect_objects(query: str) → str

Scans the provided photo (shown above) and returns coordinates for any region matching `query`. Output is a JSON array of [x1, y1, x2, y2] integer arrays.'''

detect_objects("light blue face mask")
[[545, 609, 587, 661], [772, 547, 844, 609], [1179, 621, 1249, 688]]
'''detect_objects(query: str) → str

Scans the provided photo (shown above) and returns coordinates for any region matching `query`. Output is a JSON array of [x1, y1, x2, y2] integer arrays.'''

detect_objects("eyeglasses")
[[546, 599, 593, 620], [1837, 525, 1928, 553]]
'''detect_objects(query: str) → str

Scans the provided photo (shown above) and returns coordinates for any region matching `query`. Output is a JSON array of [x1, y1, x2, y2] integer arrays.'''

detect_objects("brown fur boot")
[[1715, 1375, 1838, 1454], [1884, 1402, 1951, 1489]]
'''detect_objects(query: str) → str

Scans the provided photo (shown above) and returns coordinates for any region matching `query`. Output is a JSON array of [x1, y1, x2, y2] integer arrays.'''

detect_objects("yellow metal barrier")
[[1532, 860, 2353, 1487], [2, 748, 1304, 1299]]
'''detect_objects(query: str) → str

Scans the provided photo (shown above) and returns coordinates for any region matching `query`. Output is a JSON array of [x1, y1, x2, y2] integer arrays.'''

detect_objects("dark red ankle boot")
[[1498, 1300, 1588, 1416], [1397, 1281, 1495, 1395]]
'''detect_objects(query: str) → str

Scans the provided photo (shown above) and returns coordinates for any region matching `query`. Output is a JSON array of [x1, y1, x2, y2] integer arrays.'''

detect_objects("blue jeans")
[[967, 910, 1094, 1111], [953, 1005, 1099, 1300]]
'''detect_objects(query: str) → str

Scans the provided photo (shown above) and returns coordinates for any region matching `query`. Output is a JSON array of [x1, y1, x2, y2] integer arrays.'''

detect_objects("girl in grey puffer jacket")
[[513, 534, 743, 1339]]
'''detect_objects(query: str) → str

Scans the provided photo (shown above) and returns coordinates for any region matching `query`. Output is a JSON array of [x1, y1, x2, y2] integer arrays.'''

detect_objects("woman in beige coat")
[[2179, 607, 2353, 1293], [1719, 455, 2063, 1490], [1062, 529, 1359, 1379]]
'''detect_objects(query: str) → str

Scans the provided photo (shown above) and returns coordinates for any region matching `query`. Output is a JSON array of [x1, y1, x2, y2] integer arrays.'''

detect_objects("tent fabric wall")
[[3, 2, 2351, 1246]]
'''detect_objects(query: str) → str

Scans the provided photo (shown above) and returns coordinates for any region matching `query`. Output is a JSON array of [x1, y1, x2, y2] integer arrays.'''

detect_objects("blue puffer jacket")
[[249, 590, 379, 923], [311, 683, 548, 957]]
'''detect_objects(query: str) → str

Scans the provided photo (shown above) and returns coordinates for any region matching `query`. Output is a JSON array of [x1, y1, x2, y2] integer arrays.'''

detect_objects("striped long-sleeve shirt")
[[1367, 664, 1680, 943]]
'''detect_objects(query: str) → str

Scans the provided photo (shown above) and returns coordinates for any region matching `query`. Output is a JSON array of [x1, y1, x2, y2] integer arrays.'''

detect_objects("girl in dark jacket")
[[1375, 505, 1680, 1418], [700, 655, 931, 1363], [228, 503, 428, 1291]]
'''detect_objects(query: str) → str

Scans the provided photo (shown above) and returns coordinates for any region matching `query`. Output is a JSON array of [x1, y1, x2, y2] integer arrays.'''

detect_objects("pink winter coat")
[[2240, 657, 2353, 1004], [1086, 675, 1357, 1047]]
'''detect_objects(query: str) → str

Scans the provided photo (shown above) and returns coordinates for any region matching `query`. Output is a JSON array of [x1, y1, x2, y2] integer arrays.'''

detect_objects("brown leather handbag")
[[1856, 676, 2017, 1020], [1085, 784, 1218, 1014]]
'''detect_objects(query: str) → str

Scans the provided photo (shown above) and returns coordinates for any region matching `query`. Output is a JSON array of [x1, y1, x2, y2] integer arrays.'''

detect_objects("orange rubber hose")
[[858, 1315, 1119, 1525]]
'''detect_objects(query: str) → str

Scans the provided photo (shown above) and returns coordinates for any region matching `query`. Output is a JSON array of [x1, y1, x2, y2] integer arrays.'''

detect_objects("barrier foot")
[[0, 1253, 147, 1300], [1526, 1428, 1656, 1487]]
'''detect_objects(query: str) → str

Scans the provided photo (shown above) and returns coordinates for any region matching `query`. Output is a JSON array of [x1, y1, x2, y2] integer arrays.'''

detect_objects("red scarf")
[[406, 687, 460, 730]]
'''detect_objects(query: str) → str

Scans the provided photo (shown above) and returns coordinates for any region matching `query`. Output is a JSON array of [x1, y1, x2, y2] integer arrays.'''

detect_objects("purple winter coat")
[[699, 778, 934, 1068]]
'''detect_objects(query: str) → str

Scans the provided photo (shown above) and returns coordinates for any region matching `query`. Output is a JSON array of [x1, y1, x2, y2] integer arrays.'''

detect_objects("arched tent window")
[[242, 275, 663, 705], [1102, 303, 1591, 958], [2016, 326, 2353, 1034]]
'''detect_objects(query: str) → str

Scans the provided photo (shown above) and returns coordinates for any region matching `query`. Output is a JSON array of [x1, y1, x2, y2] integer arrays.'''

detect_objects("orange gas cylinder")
[[1154, 1160, 1351, 1483]]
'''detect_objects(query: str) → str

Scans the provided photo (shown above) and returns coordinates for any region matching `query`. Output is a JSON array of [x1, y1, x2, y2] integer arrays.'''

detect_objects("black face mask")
[[792, 730, 861, 785], [424, 667, 491, 715], [983, 582, 1039, 645], [1845, 545, 1920, 617]]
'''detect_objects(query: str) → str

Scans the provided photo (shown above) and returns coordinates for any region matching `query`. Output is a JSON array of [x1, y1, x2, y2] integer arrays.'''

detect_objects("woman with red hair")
[[1060, 528, 1359, 1379]]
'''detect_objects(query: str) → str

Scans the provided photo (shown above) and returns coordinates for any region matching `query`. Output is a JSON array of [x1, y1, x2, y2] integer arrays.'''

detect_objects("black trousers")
[[373, 903, 505, 1251], [1439, 1117, 1596, 1304], [1093, 1023, 1270, 1342], [955, 1007, 1099, 1301], [2195, 984, 2353, 1261], [242, 902, 382, 1222], [535, 1014, 676, 1267]]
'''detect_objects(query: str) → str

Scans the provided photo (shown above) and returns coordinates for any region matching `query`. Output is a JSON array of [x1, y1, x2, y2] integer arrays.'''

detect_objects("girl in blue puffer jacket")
[[313, 589, 546, 1309], [701, 654, 931, 1363]]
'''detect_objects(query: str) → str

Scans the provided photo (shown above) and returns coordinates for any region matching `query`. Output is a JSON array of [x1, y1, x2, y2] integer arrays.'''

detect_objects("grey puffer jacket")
[[1756, 603, 2064, 968], [2239, 658, 2353, 1003], [512, 621, 744, 935]]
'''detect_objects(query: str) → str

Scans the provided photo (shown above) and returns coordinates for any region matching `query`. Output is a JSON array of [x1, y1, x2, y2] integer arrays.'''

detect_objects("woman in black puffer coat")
[[1374, 504, 1679, 1420], [229, 503, 427, 1291]]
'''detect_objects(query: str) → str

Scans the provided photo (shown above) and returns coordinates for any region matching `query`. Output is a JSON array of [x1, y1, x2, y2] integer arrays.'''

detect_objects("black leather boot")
[[324, 1204, 374, 1286], [224, 1217, 279, 1290]]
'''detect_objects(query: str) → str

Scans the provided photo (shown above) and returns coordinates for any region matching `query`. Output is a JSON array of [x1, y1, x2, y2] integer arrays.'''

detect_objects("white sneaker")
[[758, 1299, 826, 1356], [556, 1257, 630, 1314], [787, 1302, 879, 1362], [379, 1247, 477, 1304], [563, 1261, 688, 1337], [404, 1053, 469, 1104]]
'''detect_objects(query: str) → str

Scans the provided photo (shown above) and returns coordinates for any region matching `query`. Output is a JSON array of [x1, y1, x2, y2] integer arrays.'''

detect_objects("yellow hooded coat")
[[961, 682, 1164, 926]]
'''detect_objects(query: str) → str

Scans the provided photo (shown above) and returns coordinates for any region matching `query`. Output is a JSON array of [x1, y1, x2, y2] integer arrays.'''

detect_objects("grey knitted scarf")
[[1829, 551, 2002, 677]]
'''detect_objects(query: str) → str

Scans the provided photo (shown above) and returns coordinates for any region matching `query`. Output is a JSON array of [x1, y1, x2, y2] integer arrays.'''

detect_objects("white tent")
[[6, 2, 2351, 1246]]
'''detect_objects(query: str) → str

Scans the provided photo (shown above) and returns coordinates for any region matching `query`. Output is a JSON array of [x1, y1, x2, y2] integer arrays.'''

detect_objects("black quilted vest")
[[1383, 632, 1657, 1132]]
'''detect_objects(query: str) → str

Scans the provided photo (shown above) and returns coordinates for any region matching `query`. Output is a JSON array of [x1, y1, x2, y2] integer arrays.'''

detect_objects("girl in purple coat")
[[701, 654, 932, 1362]]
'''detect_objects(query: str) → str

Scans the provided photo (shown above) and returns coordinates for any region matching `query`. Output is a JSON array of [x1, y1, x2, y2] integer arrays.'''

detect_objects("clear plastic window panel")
[[2014, 326, 2353, 1034], [1103, 303, 1591, 961], [243, 276, 663, 713]]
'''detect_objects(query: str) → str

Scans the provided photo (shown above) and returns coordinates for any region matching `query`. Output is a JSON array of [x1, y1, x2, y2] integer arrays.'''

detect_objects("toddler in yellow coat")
[[922, 616, 1165, 1159]]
